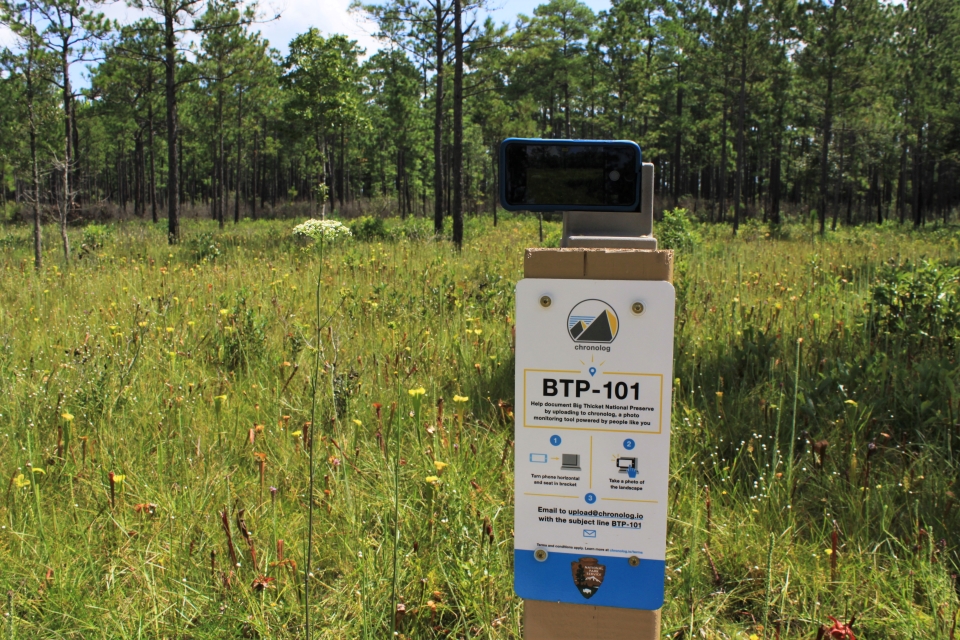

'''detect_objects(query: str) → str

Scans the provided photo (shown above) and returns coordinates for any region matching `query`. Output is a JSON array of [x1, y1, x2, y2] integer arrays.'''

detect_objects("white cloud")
[[0, 24, 18, 50], [256, 0, 383, 56]]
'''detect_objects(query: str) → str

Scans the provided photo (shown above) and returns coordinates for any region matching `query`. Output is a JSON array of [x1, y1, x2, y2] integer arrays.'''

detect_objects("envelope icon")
[[583, 530, 597, 538]]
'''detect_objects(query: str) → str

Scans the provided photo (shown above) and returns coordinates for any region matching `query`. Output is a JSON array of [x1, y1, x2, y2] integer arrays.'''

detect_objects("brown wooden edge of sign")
[[521, 247, 673, 640], [524, 248, 674, 282]]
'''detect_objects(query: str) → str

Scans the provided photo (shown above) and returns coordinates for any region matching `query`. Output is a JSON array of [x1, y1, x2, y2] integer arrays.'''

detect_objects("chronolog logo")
[[567, 299, 619, 343]]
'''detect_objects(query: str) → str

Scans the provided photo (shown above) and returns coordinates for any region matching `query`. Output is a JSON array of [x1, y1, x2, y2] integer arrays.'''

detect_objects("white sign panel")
[[513, 278, 675, 610]]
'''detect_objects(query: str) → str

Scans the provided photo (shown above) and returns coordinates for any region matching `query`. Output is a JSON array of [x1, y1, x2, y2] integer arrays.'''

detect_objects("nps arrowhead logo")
[[571, 557, 606, 599], [567, 299, 619, 343]]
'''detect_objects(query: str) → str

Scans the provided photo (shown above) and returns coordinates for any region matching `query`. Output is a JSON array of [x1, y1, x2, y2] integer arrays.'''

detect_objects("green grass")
[[0, 215, 958, 638]]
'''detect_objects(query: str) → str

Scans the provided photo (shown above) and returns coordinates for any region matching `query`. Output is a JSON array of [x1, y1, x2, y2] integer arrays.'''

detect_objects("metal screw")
[[534, 549, 548, 562], [539, 295, 552, 308], [628, 556, 640, 567], [631, 302, 645, 315]]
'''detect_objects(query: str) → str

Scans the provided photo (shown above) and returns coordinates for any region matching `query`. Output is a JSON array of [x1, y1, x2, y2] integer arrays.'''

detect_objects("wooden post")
[[521, 246, 673, 640]]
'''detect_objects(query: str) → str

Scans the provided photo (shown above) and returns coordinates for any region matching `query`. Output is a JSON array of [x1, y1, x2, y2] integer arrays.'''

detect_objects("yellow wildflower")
[[111, 474, 125, 484], [453, 395, 468, 403], [31, 467, 45, 475], [425, 476, 440, 484], [408, 387, 426, 397], [13, 474, 30, 488], [219, 309, 229, 316], [352, 419, 362, 427], [291, 430, 302, 438], [61, 412, 74, 422], [434, 461, 449, 473]]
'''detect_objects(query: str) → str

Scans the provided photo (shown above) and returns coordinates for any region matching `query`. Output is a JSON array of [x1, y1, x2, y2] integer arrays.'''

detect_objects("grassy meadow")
[[0, 215, 958, 638]]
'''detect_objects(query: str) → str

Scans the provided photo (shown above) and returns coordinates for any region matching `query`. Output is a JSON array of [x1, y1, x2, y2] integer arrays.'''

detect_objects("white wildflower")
[[292, 219, 352, 243]]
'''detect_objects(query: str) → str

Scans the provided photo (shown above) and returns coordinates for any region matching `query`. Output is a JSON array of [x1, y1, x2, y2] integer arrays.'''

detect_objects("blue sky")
[[258, 0, 614, 58], [2, 0, 615, 88]]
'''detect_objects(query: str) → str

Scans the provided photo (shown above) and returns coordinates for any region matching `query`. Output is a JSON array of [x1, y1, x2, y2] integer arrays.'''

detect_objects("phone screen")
[[502, 141, 638, 209]]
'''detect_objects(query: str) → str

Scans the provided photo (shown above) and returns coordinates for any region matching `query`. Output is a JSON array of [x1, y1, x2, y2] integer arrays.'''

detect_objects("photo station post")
[[503, 139, 676, 639]]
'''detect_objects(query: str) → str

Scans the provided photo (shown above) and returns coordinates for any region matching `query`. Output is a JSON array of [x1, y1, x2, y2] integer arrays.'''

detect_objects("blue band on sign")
[[514, 550, 665, 610]]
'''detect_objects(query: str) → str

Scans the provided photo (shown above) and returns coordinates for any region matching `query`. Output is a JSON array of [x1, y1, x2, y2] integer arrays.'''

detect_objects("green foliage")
[[543, 226, 562, 248], [657, 208, 701, 251], [187, 231, 222, 261], [81, 223, 111, 249], [0, 218, 956, 638], [214, 288, 267, 371], [387, 216, 434, 241], [870, 260, 960, 351], [348, 215, 387, 241]]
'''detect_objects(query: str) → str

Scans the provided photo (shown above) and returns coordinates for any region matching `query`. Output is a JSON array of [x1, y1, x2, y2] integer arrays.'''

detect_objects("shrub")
[[82, 224, 112, 249], [870, 260, 960, 351], [657, 207, 700, 251], [187, 231, 221, 261], [390, 217, 434, 241], [348, 216, 387, 241]]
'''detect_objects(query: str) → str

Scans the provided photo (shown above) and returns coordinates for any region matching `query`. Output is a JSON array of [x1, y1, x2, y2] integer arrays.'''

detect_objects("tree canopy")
[[2, 0, 959, 254]]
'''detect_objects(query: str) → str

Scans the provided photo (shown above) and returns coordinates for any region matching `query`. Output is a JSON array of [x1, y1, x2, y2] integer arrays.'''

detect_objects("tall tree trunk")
[[164, 9, 180, 243], [818, 69, 834, 235], [339, 126, 345, 210], [234, 88, 243, 224], [718, 89, 728, 223], [452, 0, 464, 248], [59, 45, 72, 261], [252, 127, 258, 219], [148, 82, 158, 224], [874, 166, 882, 224], [119, 140, 126, 214], [733, 51, 746, 234], [912, 122, 923, 227], [491, 150, 498, 227], [832, 123, 844, 231], [396, 148, 404, 218], [134, 133, 143, 216], [179, 130, 185, 209], [271, 137, 278, 208], [770, 107, 783, 224], [673, 63, 682, 207], [26, 18, 42, 271], [433, 0, 445, 234], [217, 79, 225, 228], [897, 133, 907, 223]]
